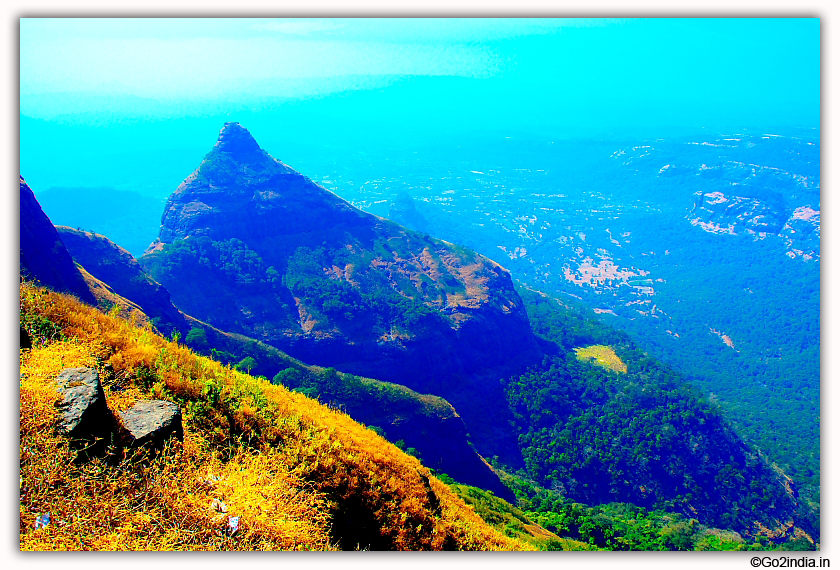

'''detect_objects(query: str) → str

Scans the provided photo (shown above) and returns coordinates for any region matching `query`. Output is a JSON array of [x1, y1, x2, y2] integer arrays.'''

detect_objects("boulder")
[[55, 367, 111, 441], [119, 400, 183, 450]]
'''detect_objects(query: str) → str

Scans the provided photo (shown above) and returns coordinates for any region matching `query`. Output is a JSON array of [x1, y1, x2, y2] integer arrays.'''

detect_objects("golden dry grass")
[[19, 281, 530, 551], [574, 344, 628, 374]]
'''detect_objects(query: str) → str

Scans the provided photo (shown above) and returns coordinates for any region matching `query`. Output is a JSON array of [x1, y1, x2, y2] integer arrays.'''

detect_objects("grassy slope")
[[19, 281, 531, 551]]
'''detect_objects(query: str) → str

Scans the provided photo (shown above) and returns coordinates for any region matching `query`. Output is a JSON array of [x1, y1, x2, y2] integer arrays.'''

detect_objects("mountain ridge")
[[19, 279, 530, 551], [142, 122, 541, 466]]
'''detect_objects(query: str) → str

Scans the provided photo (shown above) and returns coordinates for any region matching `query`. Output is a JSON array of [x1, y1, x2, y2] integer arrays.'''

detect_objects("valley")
[[286, 129, 820, 503]]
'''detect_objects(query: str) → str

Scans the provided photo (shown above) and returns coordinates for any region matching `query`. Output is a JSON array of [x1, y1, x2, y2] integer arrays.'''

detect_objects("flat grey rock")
[[119, 400, 183, 448]]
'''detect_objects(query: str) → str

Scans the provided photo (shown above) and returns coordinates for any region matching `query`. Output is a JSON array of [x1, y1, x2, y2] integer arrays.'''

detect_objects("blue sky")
[[20, 18, 820, 132]]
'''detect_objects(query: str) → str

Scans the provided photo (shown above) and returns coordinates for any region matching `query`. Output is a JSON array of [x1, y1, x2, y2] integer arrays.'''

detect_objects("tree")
[[184, 326, 208, 350], [235, 356, 257, 374]]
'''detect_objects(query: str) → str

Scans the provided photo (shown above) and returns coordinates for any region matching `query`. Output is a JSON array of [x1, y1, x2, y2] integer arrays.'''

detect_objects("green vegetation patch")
[[504, 288, 814, 542], [284, 245, 442, 334], [493, 469, 786, 551], [574, 344, 628, 374], [447, 483, 591, 551], [272, 366, 452, 419]]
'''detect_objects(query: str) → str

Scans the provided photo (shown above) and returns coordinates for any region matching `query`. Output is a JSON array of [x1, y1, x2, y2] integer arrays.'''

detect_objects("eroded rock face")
[[55, 368, 110, 440], [687, 190, 820, 261], [119, 400, 183, 449], [688, 190, 786, 236]]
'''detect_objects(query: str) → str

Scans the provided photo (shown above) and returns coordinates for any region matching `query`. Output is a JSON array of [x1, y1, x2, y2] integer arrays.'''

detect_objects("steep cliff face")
[[56, 227, 189, 337], [142, 123, 541, 464], [19, 176, 96, 305]]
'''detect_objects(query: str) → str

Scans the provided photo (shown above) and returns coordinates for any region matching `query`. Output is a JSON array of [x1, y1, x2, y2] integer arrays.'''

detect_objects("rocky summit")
[[156, 122, 372, 245], [141, 123, 541, 463]]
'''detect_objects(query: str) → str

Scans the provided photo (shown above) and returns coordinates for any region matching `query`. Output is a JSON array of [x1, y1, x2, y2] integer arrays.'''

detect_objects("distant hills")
[[36, 187, 163, 258], [327, 129, 820, 506]]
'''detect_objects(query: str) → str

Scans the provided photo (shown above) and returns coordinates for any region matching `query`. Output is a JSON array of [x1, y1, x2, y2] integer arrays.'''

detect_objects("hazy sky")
[[20, 18, 820, 132], [21, 19, 559, 97]]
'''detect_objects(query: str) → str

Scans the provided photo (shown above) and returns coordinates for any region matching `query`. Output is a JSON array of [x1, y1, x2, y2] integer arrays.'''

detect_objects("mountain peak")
[[213, 121, 262, 157], [159, 121, 366, 244]]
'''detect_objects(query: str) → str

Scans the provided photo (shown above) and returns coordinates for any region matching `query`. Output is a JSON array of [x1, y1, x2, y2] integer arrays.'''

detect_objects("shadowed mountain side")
[[182, 317, 515, 500], [19, 176, 96, 305], [76, 265, 154, 328], [271, 364, 515, 502]]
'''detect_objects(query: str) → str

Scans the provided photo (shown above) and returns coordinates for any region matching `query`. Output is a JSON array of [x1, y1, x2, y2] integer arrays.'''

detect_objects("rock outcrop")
[[19, 176, 96, 305], [687, 189, 820, 261], [53, 367, 183, 457]]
